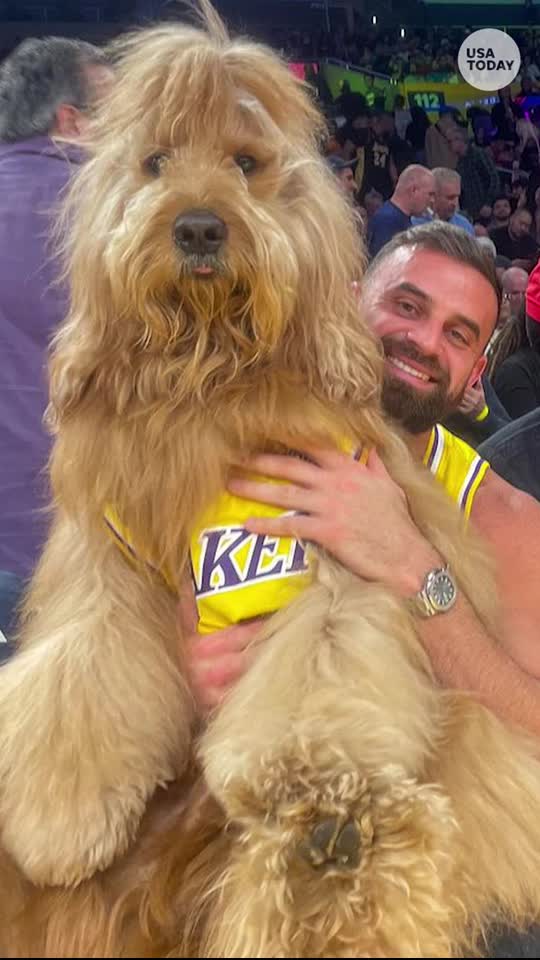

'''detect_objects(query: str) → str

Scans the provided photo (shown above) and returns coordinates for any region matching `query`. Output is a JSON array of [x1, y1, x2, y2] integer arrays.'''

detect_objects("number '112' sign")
[[408, 91, 446, 111]]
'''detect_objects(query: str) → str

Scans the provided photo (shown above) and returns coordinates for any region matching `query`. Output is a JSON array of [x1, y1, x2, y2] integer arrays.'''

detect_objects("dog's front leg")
[[0, 511, 194, 888]]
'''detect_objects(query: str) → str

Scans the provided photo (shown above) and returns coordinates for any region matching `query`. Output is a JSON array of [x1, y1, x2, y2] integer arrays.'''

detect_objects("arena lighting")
[[400, 27, 406, 37], [372, 14, 377, 25]]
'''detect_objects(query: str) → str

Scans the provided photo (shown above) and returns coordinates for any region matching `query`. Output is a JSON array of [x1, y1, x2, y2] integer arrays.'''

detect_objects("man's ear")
[[54, 103, 85, 139], [468, 352, 487, 389]]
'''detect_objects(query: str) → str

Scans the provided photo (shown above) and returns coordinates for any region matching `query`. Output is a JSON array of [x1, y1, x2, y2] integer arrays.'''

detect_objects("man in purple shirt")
[[0, 37, 113, 643]]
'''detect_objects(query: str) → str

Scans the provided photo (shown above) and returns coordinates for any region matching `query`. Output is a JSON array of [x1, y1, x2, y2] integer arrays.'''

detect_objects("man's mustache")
[[381, 336, 449, 386]]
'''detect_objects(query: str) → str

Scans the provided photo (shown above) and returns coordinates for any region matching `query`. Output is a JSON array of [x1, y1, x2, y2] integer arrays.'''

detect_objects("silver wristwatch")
[[408, 565, 457, 618]]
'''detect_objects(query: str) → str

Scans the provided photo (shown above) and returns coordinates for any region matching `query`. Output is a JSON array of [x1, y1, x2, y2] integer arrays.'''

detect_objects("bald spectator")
[[367, 164, 435, 257], [490, 208, 539, 272], [412, 167, 474, 235], [502, 266, 529, 320], [448, 125, 500, 221]]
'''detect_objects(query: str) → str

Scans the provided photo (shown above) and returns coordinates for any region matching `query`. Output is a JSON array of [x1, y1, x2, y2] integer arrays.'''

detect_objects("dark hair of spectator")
[[0, 36, 108, 142], [367, 220, 502, 313]]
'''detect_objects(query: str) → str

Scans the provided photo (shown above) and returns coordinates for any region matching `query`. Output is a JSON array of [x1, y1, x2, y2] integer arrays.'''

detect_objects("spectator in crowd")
[[448, 125, 500, 221], [443, 372, 511, 449], [488, 299, 528, 381], [412, 167, 474, 235], [491, 86, 518, 142], [353, 109, 399, 201], [530, 186, 540, 244], [424, 109, 457, 170], [326, 154, 357, 199], [492, 266, 540, 419], [338, 106, 370, 164], [485, 268, 529, 374], [0, 37, 113, 639], [405, 105, 430, 164], [392, 93, 412, 141], [476, 235, 497, 260], [515, 105, 540, 175], [502, 265, 529, 321], [489, 196, 512, 232], [477, 204, 494, 229], [494, 254, 512, 283], [367, 164, 435, 257], [364, 188, 384, 221], [490, 208, 539, 272], [326, 153, 365, 236]]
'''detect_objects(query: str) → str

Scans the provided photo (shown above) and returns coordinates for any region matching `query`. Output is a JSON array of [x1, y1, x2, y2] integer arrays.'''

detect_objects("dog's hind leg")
[[199, 564, 460, 957], [0, 510, 194, 888]]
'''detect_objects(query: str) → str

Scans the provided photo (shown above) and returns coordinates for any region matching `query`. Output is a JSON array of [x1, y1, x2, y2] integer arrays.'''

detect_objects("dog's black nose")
[[173, 209, 227, 256]]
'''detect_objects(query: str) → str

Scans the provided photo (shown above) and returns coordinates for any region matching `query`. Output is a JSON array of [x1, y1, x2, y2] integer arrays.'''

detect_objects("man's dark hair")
[[0, 36, 108, 142], [366, 220, 502, 313]]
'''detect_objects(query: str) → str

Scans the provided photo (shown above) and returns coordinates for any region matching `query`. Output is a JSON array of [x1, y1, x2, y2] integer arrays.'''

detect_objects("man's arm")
[[470, 471, 540, 677], [415, 587, 540, 736], [417, 470, 540, 736], [213, 448, 540, 737]]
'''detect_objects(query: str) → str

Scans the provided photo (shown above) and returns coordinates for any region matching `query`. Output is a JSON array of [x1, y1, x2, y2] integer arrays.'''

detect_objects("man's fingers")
[[190, 620, 261, 658], [190, 648, 256, 710], [244, 512, 320, 542], [227, 476, 320, 514], [193, 652, 248, 689], [238, 453, 321, 488]]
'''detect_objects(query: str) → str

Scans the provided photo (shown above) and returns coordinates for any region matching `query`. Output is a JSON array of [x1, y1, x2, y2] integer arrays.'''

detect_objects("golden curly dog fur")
[[1, 4, 540, 956]]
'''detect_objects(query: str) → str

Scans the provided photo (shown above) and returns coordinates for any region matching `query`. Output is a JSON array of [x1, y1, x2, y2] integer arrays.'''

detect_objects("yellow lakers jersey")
[[104, 426, 488, 634], [422, 423, 489, 520]]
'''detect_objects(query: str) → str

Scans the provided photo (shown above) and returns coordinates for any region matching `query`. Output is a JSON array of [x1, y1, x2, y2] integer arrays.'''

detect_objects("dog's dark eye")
[[143, 152, 168, 177], [234, 154, 257, 176]]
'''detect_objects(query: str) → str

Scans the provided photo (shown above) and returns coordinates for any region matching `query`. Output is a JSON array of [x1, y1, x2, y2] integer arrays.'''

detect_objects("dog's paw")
[[207, 760, 461, 957], [0, 782, 148, 887], [297, 815, 363, 870]]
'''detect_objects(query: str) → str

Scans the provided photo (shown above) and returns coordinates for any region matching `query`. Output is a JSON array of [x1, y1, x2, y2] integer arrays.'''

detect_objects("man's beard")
[[380, 336, 465, 434]]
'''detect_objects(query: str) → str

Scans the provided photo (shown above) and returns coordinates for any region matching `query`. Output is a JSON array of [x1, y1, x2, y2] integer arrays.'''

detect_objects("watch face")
[[430, 571, 457, 610]]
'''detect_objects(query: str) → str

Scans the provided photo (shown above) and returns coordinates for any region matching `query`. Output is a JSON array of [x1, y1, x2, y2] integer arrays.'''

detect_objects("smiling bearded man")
[[186, 222, 540, 958]]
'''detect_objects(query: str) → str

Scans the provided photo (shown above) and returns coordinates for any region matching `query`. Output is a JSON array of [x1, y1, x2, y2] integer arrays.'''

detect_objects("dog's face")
[[105, 76, 304, 355], [55, 17, 379, 417]]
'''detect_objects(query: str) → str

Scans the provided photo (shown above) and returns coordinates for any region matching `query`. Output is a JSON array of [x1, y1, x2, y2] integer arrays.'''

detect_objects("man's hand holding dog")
[[229, 447, 440, 598], [186, 447, 440, 709]]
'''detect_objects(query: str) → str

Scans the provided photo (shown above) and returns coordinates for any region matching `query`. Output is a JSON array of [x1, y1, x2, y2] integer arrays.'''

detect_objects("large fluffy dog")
[[1, 5, 540, 957]]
